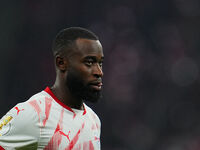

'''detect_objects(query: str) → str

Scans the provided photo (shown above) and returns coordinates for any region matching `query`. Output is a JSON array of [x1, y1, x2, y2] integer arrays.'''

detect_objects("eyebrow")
[[84, 56, 104, 61]]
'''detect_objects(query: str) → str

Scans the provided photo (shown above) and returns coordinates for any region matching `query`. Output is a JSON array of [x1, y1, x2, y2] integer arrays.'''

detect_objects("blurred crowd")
[[0, 0, 200, 149]]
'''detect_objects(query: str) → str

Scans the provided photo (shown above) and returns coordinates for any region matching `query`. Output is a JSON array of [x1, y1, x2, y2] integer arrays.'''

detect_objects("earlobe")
[[55, 56, 67, 72]]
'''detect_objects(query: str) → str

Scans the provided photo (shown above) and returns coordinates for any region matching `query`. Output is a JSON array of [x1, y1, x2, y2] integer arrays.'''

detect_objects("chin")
[[83, 91, 102, 103]]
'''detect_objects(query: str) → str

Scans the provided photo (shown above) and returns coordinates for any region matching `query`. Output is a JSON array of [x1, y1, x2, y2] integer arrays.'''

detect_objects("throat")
[[50, 86, 84, 110]]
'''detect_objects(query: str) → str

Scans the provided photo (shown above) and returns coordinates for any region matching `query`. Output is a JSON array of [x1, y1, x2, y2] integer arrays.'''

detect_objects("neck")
[[51, 76, 84, 110]]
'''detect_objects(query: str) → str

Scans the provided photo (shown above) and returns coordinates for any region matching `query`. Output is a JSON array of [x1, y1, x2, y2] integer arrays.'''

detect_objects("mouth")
[[89, 82, 103, 91]]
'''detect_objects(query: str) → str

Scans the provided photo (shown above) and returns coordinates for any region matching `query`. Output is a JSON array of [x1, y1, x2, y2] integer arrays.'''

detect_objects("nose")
[[93, 64, 103, 78]]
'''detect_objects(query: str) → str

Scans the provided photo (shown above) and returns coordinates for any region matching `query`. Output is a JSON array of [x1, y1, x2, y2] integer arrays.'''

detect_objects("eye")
[[99, 61, 103, 67], [85, 60, 94, 66]]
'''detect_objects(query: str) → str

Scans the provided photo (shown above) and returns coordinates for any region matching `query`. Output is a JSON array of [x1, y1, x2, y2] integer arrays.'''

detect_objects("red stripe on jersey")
[[43, 97, 53, 127], [44, 108, 64, 149], [29, 100, 41, 122], [82, 141, 94, 150], [89, 141, 94, 150], [0, 146, 5, 150], [66, 122, 85, 150], [44, 87, 87, 115]]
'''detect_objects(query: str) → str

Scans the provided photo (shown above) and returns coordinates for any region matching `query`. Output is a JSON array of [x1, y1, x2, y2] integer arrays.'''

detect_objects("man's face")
[[66, 38, 104, 103]]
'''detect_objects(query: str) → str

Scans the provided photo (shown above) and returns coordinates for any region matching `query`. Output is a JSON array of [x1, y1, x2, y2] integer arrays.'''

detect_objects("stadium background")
[[0, 0, 200, 150]]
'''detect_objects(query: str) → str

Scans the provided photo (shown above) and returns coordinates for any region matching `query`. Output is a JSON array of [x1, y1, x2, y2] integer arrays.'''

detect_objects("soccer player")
[[0, 27, 104, 150]]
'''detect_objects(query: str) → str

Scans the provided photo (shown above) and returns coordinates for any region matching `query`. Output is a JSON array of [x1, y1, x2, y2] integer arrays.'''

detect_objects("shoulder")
[[0, 101, 41, 149], [0, 90, 48, 129], [0, 101, 39, 139], [4, 101, 37, 123], [25, 90, 55, 122], [84, 104, 101, 125], [0, 90, 53, 149], [27, 90, 48, 104], [2, 90, 47, 122], [15, 91, 47, 119]]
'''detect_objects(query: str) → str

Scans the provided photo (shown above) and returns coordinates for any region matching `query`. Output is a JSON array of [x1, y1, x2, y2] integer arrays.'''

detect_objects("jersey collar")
[[44, 87, 86, 116]]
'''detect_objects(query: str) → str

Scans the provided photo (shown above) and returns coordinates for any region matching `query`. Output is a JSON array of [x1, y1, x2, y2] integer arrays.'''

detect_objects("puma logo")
[[59, 130, 71, 142], [15, 107, 24, 115]]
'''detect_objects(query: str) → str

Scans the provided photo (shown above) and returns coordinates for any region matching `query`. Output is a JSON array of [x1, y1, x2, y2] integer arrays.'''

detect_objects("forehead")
[[73, 38, 103, 57]]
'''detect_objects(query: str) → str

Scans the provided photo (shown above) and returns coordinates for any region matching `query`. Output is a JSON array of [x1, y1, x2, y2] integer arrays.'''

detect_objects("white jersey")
[[0, 87, 101, 150]]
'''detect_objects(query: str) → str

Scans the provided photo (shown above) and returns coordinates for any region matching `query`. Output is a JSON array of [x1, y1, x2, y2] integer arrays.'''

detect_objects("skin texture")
[[51, 38, 104, 110]]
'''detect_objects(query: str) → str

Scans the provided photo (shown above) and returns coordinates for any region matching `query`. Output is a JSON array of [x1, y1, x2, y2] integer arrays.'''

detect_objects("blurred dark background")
[[0, 0, 200, 150]]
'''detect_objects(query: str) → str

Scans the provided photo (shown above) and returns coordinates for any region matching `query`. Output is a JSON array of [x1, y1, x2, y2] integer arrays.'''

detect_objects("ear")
[[55, 56, 68, 72]]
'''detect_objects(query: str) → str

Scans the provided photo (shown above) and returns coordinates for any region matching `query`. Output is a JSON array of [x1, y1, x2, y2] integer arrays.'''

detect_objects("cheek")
[[77, 65, 92, 76], [69, 62, 93, 80], [72, 66, 92, 83]]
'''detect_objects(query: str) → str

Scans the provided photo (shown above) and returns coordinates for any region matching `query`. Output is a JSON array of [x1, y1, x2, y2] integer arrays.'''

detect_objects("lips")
[[89, 81, 103, 91]]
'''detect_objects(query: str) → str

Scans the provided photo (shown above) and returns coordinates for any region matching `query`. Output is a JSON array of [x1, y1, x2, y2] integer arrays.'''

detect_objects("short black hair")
[[52, 27, 99, 56]]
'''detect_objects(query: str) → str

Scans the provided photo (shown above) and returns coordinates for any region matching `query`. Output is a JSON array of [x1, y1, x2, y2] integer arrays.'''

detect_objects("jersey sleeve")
[[0, 102, 40, 150]]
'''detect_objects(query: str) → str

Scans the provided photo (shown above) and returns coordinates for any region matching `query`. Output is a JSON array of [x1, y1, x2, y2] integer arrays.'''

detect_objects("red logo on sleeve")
[[15, 107, 24, 115]]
